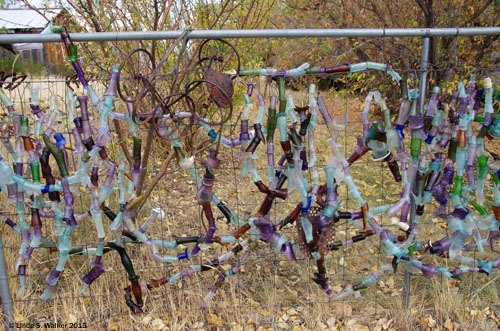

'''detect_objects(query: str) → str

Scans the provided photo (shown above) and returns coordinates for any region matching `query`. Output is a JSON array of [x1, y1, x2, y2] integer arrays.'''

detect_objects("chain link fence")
[[0, 31, 499, 330]]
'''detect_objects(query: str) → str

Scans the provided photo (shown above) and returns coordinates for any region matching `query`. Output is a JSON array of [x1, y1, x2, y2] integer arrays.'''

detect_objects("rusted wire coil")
[[115, 38, 241, 141]]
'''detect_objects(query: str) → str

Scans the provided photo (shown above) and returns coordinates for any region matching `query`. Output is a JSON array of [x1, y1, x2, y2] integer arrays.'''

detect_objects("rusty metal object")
[[0, 71, 27, 91], [115, 37, 240, 141], [197, 39, 241, 77], [185, 79, 234, 127], [117, 48, 155, 105], [65, 73, 80, 91], [203, 69, 233, 108], [150, 92, 195, 141], [197, 39, 240, 110]]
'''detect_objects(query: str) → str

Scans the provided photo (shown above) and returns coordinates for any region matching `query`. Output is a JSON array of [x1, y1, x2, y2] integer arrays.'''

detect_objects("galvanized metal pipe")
[[418, 37, 431, 115], [403, 36, 431, 310], [0, 27, 500, 43]]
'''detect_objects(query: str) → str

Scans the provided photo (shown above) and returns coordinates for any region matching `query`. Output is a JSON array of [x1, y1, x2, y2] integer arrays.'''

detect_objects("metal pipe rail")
[[1, 27, 500, 43]]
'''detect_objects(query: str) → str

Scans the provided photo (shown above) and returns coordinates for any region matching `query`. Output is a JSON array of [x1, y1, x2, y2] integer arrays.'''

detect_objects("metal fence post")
[[418, 37, 430, 115], [403, 269, 411, 309], [403, 36, 430, 310], [0, 232, 14, 331]]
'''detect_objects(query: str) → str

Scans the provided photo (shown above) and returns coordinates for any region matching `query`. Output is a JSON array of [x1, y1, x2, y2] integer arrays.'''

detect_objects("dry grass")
[[1, 79, 500, 330]]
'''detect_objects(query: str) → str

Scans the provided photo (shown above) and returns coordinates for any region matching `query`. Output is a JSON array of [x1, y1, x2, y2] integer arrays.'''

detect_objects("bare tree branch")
[[22, 0, 50, 21]]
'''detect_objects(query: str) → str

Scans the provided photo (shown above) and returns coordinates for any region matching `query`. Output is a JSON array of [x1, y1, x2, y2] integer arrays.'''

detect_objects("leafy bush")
[[47, 62, 74, 76], [0, 54, 75, 77], [0, 54, 45, 76]]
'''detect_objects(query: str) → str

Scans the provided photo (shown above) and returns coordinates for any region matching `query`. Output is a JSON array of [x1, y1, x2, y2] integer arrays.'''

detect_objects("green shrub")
[[47, 62, 74, 76], [0, 54, 45, 76], [0, 54, 75, 77]]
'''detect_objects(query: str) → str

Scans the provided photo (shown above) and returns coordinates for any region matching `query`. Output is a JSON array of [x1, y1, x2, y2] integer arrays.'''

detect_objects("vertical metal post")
[[403, 36, 430, 310], [418, 37, 430, 115], [0, 232, 14, 331], [403, 269, 411, 309]]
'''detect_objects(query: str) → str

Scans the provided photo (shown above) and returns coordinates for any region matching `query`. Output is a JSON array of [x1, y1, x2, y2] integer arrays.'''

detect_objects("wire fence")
[[0, 33, 499, 330]]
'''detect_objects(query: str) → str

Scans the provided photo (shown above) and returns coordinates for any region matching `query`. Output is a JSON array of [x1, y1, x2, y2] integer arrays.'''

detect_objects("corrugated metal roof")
[[0, 8, 62, 31]]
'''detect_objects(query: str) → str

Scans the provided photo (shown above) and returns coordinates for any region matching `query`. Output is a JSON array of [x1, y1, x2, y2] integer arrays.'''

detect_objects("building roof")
[[0, 8, 62, 31]]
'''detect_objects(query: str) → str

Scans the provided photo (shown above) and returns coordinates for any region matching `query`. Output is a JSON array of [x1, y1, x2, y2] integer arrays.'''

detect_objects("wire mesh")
[[0, 34, 499, 330]]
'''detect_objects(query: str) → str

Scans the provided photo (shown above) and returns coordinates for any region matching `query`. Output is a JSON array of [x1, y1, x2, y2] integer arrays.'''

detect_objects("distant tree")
[[32, 0, 277, 159], [0, 0, 15, 9], [271, 0, 500, 87], [42, 0, 275, 77]]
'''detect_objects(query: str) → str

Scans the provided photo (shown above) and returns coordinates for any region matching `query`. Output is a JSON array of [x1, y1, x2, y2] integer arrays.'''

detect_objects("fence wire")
[[0, 35, 499, 330]]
